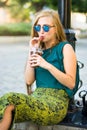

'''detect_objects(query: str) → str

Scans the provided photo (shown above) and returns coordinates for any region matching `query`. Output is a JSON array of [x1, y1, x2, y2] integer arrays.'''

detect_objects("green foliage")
[[0, 22, 32, 36], [17, 0, 29, 5], [7, 0, 31, 21], [72, 0, 87, 13], [1, 0, 87, 22], [1, 0, 87, 14]]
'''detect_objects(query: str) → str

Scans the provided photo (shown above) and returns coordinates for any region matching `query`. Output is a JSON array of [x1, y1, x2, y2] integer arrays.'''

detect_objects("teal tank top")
[[35, 41, 74, 98]]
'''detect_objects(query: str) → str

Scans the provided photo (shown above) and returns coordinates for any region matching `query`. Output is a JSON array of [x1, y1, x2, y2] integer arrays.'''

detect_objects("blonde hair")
[[31, 9, 66, 48]]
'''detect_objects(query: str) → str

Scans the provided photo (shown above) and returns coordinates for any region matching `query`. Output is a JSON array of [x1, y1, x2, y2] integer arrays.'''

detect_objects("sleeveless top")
[[35, 41, 76, 98]]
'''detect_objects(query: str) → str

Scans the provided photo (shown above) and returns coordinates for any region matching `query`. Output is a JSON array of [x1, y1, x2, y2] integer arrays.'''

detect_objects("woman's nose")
[[40, 27, 44, 33]]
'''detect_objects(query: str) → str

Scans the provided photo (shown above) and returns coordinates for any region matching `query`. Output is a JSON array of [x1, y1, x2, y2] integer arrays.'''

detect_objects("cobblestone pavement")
[[0, 36, 29, 96], [0, 36, 87, 100]]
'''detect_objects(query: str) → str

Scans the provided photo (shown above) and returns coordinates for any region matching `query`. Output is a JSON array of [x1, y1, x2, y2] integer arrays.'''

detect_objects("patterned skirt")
[[0, 88, 69, 125]]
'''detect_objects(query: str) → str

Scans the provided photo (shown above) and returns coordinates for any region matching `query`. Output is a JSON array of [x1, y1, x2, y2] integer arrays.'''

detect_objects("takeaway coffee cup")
[[30, 47, 43, 66], [30, 47, 43, 56]]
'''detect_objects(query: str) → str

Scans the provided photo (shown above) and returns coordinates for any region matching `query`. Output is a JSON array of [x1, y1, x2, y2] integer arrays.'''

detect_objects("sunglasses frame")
[[34, 24, 55, 32]]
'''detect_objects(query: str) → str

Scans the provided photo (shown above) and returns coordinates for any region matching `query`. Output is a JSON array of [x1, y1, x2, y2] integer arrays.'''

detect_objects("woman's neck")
[[45, 39, 57, 49]]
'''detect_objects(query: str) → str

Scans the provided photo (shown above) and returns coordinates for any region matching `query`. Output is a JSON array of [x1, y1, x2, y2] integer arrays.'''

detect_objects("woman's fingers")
[[29, 54, 41, 67], [30, 37, 41, 48]]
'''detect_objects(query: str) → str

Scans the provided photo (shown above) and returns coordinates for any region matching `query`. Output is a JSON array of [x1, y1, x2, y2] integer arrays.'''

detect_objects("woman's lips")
[[40, 36, 44, 41]]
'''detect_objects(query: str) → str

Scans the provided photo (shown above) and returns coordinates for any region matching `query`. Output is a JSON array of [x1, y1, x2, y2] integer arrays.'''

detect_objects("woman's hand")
[[29, 37, 41, 48], [29, 53, 49, 69]]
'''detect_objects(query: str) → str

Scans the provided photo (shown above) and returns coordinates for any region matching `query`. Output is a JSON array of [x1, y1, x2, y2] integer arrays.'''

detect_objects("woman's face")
[[36, 16, 56, 47]]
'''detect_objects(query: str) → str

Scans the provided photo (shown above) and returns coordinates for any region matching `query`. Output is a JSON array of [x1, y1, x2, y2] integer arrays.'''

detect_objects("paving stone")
[[12, 123, 87, 130]]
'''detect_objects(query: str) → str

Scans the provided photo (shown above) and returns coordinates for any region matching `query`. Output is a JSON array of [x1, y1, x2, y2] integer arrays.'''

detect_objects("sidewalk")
[[0, 36, 30, 44]]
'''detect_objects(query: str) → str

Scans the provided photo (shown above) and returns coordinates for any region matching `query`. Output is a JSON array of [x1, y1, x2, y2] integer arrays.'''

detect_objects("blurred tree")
[[72, 0, 87, 13], [0, 0, 9, 7], [0, 0, 87, 21], [1, 0, 87, 12], [72, 0, 87, 20]]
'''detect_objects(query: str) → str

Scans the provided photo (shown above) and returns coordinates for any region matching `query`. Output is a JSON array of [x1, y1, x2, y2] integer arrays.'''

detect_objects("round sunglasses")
[[34, 25, 55, 32]]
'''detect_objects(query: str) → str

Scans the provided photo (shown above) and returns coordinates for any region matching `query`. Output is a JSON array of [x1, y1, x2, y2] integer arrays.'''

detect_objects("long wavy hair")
[[31, 9, 66, 48]]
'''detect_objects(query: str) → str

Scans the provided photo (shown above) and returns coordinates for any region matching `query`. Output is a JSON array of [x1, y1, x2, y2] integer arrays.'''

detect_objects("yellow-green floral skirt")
[[0, 88, 69, 125]]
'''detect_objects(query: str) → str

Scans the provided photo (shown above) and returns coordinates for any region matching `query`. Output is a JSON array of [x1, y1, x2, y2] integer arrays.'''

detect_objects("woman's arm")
[[25, 37, 42, 94], [46, 44, 77, 89], [25, 38, 39, 86], [25, 52, 35, 86]]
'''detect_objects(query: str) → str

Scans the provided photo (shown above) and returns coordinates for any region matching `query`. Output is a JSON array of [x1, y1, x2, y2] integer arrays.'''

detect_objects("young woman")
[[0, 9, 77, 129]]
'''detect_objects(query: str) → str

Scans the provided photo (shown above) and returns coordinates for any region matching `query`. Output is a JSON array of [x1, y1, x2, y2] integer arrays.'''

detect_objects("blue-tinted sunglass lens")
[[43, 25, 49, 32], [34, 25, 40, 32]]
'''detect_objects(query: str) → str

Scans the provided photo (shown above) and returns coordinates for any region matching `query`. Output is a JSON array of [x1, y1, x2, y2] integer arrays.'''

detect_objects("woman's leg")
[[0, 92, 32, 125], [0, 105, 15, 130], [0, 89, 69, 126]]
